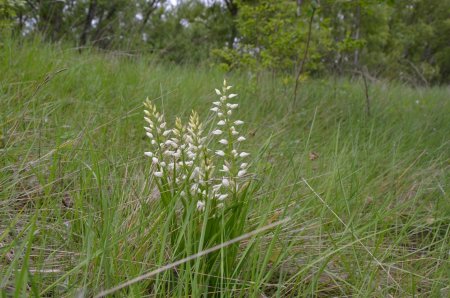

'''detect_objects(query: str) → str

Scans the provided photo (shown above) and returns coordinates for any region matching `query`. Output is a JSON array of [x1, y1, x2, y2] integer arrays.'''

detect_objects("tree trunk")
[[38, 0, 64, 41], [224, 0, 238, 49], [79, 0, 97, 47], [297, 0, 303, 17], [93, 4, 118, 48], [353, 4, 361, 66], [293, 6, 316, 106], [139, 0, 158, 33]]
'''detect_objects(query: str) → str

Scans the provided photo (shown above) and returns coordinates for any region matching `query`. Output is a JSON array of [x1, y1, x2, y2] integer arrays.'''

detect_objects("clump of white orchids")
[[144, 80, 250, 213]]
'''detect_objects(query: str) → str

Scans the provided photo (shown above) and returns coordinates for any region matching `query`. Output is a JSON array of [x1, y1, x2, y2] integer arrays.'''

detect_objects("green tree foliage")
[[384, 0, 450, 84], [144, 0, 234, 63], [213, 0, 332, 77], [1, 0, 449, 84], [0, 0, 24, 31]]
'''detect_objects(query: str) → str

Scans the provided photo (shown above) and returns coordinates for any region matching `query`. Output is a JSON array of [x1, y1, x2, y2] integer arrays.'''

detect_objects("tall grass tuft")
[[143, 80, 254, 295]]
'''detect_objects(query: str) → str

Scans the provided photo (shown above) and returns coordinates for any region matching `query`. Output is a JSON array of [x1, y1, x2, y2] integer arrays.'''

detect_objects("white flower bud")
[[154, 171, 163, 177], [218, 112, 223, 117], [217, 194, 228, 201], [197, 200, 205, 212], [163, 130, 171, 136], [212, 130, 222, 135], [165, 140, 178, 148], [219, 139, 228, 145], [234, 120, 244, 125], [160, 122, 166, 129], [211, 107, 219, 112], [217, 120, 226, 126], [215, 89, 221, 95], [222, 178, 230, 187], [237, 136, 246, 142], [144, 152, 153, 157], [228, 94, 238, 98], [238, 170, 246, 177], [152, 157, 158, 164], [240, 163, 248, 169], [239, 152, 250, 157], [146, 132, 154, 139], [190, 167, 200, 180], [213, 101, 221, 106], [215, 150, 225, 156]]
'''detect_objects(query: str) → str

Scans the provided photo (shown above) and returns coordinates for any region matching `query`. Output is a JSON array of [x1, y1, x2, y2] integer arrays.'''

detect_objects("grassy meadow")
[[1, 39, 449, 297]]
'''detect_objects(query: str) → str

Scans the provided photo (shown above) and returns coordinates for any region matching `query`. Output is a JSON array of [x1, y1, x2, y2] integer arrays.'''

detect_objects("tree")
[[213, 0, 332, 76], [2, 0, 449, 84], [0, 0, 25, 34]]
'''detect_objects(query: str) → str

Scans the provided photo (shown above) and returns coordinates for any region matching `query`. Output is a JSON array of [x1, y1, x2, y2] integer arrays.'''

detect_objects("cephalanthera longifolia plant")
[[143, 80, 251, 294]]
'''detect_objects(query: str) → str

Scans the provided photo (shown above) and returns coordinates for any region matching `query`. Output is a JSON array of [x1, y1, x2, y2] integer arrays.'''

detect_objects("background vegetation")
[[1, 0, 450, 85]]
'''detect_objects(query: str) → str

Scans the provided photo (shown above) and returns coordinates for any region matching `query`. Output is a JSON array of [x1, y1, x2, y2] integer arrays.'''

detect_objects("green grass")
[[1, 38, 449, 297]]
